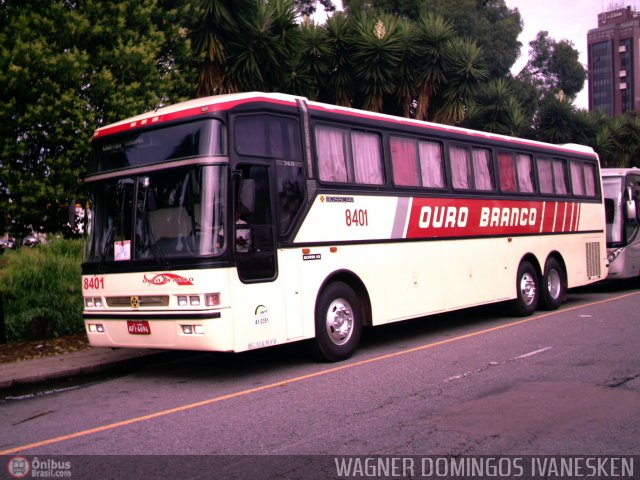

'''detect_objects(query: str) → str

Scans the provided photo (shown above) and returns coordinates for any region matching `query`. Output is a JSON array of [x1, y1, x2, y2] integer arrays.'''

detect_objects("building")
[[588, 5, 640, 115]]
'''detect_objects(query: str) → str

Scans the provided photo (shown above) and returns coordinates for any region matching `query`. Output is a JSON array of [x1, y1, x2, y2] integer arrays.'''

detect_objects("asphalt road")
[[1, 279, 639, 478]]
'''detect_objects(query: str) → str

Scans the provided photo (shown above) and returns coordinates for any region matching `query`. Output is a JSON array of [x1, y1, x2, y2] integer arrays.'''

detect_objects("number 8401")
[[345, 209, 369, 227]]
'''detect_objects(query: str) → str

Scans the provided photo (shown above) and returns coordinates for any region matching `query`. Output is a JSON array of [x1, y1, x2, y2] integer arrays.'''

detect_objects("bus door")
[[232, 163, 306, 347], [230, 113, 306, 345], [234, 164, 277, 282]]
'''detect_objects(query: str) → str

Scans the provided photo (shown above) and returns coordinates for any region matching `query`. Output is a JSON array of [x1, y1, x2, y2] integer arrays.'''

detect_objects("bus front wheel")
[[512, 261, 539, 316], [312, 282, 362, 362], [540, 257, 566, 310]]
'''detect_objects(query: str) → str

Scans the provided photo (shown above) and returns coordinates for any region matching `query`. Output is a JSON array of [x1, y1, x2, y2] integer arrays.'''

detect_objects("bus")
[[602, 168, 640, 279], [82, 92, 607, 362]]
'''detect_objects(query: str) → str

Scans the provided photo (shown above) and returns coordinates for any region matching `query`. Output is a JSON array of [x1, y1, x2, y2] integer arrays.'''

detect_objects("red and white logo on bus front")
[[143, 273, 194, 286], [405, 198, 582, 239]]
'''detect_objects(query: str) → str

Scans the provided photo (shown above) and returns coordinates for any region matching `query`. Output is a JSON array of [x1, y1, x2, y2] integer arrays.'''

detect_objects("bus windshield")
[[89, 119, 225, 174], [85, 165, 227, 263], [603, 176, 623, 246]]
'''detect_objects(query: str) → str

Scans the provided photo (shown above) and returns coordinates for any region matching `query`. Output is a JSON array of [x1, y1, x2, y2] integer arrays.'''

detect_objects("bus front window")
[[86, 165, 227, 263]]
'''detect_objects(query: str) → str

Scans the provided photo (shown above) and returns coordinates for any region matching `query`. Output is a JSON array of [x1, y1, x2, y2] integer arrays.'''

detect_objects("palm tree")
[[413, 13, 455, 121], [350, 13, 403, 113], [193, 0, 299, 96], [322, 12, 355, 107], [391, 18, 419, 118], [226, 0, 300, 92], [465, 79, 528, 137], [287, 22, 331, 98], [431, 37, 488, 125], [535, 95, 576, 144], [192, 0, 248, 96]]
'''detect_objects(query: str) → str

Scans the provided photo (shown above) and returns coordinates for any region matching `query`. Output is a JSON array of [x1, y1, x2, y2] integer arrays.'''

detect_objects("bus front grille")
[[106, 296, 170, 308]]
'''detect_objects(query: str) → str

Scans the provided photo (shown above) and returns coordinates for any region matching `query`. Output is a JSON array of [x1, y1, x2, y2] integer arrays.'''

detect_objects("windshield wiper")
[[98, 222, 116, 272]]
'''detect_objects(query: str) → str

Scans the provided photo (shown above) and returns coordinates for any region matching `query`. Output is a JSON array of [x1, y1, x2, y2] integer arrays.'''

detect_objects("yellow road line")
[[2, 291, 638, 455]]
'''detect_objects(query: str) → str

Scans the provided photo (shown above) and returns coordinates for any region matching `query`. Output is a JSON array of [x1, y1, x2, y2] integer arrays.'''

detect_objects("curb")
[[0, 348, 169, 392]]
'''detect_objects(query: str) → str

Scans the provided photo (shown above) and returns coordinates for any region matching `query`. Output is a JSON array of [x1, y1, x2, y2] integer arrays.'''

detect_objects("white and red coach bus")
[[82, 92, 607, 361]]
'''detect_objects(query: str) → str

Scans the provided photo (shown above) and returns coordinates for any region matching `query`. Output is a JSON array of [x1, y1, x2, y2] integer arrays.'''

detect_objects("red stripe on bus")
[[405, 198, 544, 239], [569, 203, 575, 232], [404, 199, 593, 239], [541, 202, 556, 233]]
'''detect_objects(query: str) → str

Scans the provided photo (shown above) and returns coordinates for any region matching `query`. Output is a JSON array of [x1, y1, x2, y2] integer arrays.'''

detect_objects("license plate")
[[127, 320, 151, 335]]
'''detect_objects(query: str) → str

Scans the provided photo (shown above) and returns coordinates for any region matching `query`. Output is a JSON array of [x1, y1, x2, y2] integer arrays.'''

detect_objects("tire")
[[539, 257, 566, 310], [312, 281, 362, 362], [512, 260, 539, 316]]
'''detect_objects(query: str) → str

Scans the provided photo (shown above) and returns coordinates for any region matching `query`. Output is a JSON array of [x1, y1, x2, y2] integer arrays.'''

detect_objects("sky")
[[317, 0, 640, 110], [506, 0, 640, 109]]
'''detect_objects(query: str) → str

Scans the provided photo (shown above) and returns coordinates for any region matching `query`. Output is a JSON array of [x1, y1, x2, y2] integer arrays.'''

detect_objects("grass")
[[0, 238, 84, 342]]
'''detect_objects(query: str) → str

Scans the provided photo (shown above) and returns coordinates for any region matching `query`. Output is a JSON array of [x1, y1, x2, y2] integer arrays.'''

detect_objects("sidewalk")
[[0, 346, 167, 392]]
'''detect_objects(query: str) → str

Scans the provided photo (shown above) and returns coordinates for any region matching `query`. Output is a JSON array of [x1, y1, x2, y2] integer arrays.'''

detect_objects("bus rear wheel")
[[512, 260, 539, 316], [312, 281, 362, 362], [540, 257, 566, 310]]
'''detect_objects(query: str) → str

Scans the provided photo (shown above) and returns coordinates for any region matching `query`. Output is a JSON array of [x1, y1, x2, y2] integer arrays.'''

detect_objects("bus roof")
[[602, 167, 640, 177], [92, 92, 301, 139], [92, 92, 598, 158]]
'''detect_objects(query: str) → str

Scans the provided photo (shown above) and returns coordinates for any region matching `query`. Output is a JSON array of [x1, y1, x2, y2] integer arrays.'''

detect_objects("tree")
[[519, 31, 586, 100], [426, 0, 522, 79], [295, 0, 336, 17], [344, 0, 522, 79], [343, 0, 424, 20], [0, 0, 194, 238]]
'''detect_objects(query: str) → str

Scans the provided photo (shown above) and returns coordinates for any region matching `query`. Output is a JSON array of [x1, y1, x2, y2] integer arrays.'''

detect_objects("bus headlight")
[[205, 293, 220, 306], [607, 248, 624, 263], [181, 324, 204, 335], [84, 297, 103, 308]]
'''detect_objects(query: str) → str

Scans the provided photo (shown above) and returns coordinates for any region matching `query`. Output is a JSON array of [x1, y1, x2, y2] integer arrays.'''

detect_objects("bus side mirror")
[[604, 198, 615, 224], [627, 201, 638, 222], [626, 187, 638, 221]]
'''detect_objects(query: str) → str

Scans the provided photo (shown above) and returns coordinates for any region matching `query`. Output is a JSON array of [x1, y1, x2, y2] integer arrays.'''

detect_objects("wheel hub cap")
[[520, 273, 537, 306], [326, 299, 354, 346]]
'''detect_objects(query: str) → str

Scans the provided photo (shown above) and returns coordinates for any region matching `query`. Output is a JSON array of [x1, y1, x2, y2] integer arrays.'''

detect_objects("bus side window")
[[515, 154, 535, 193], [450, 145, 471, 190], [277, 164, 304, 235], [605, 198, 616, 223], [498, 152, 517, 193], [471, 147, 494, 191], [418, 140, 445, 188], [391, 137, 419, 187]]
